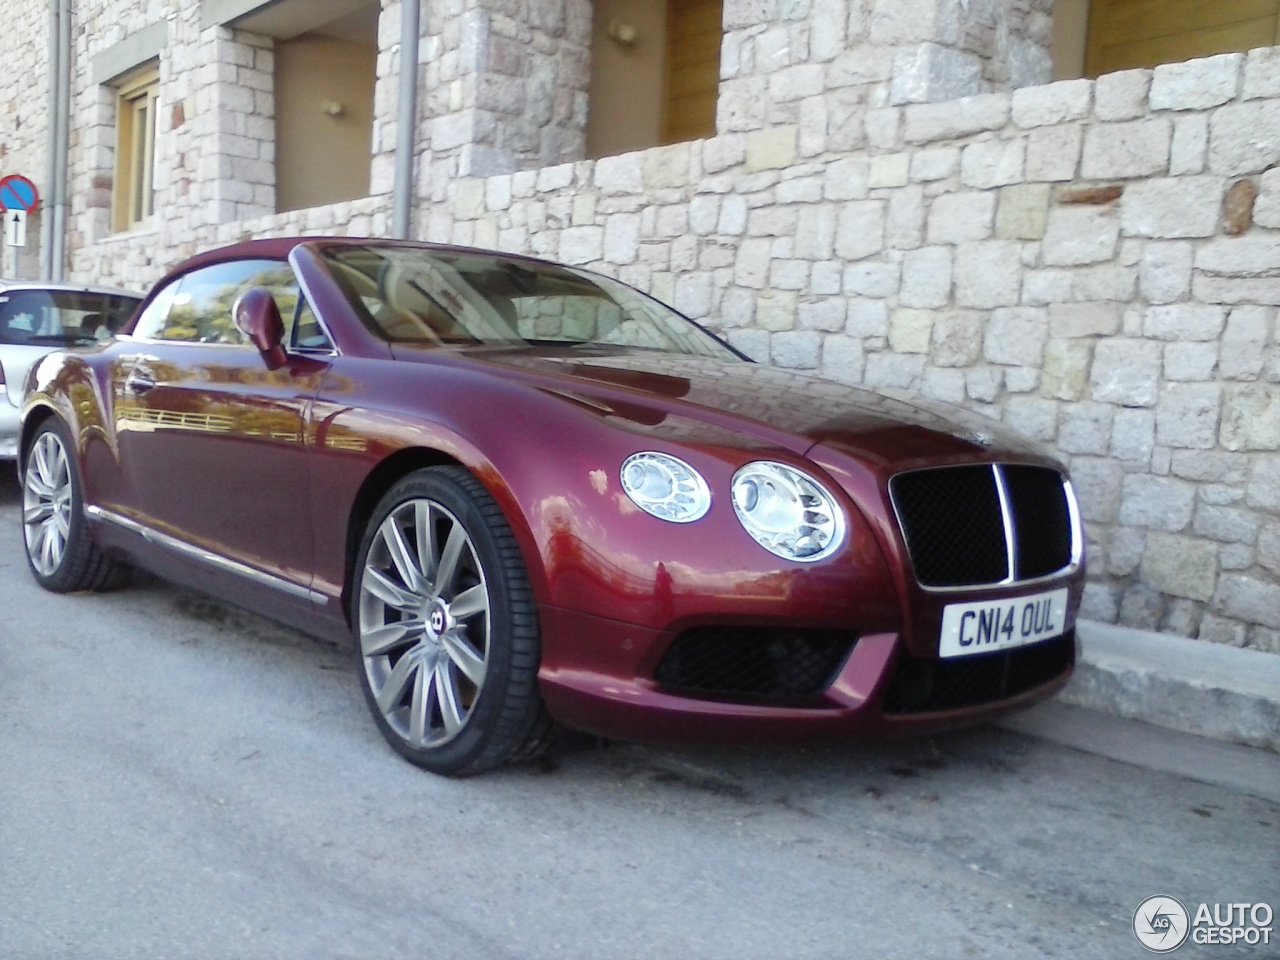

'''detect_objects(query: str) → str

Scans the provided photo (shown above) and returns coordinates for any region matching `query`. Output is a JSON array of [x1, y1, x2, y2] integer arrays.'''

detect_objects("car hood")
[[399, 346, 1053, 468]]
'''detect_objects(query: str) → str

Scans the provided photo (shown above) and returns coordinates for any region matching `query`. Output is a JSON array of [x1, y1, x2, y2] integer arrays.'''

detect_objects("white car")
[[1, 280, 143, 459]]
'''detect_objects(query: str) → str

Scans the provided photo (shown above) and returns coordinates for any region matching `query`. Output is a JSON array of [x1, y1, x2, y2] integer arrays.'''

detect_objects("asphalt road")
[[0, 468, 1276, 960]]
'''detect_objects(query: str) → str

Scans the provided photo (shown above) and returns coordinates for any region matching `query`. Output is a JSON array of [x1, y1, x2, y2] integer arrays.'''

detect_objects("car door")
[[112, 259, 331, 588]]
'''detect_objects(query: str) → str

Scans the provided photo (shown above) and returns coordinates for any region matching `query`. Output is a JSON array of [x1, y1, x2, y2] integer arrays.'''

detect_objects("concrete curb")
[[1062, 620, 1280, 753]]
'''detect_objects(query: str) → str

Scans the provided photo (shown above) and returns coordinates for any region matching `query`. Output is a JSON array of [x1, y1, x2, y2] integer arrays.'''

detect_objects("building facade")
[[3, 0, 1280, 655]]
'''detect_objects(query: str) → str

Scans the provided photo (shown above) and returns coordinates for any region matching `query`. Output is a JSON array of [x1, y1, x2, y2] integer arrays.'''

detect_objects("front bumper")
[[535, 605, 1076, 745]]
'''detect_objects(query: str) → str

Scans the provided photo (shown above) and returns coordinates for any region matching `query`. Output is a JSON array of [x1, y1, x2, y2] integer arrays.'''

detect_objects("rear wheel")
[[22, 420, 128, 592], [353, 466, 550, 775]]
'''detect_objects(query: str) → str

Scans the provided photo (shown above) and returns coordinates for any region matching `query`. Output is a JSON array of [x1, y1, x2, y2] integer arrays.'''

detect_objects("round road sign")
[[0, 174, 40, 213]]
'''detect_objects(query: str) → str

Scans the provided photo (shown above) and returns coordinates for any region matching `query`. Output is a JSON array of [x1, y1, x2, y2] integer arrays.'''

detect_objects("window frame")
[[112, 63, 160, 233]]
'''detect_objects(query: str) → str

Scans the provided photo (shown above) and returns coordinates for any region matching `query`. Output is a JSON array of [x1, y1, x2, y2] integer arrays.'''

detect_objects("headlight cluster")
[[620, 453, 846, 562]]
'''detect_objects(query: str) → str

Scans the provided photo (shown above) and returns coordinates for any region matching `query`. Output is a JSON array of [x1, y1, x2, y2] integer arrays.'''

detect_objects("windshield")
[[318, 244, 737, 359], [0, 289, 141, 346]]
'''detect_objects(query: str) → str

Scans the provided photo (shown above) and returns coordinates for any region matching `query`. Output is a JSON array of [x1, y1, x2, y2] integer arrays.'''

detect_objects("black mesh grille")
[[1004, 465, 1074, 579], [882, 632, 1074, 714], [654, 627, 857, 701], [890, 464, 1074, 588]]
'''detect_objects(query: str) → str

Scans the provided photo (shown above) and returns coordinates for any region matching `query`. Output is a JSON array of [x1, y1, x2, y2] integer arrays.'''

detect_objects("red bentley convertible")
[[19, 238, 1085, 775]]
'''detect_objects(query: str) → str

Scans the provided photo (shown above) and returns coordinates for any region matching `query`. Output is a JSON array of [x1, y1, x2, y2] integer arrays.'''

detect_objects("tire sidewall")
[[22, 419, 91, 593], [352, 467, 535, 775]]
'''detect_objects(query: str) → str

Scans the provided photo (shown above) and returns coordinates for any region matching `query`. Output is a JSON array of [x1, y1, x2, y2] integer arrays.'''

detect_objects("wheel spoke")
[[407, 667, 429, 746], [434, 522, 468, 596], [441, 630, 487, 687], [432, 659, 466, 736], [376, 649, 420, 715], [23, 501, 55, 525], [448, 583, 488, 622], [361, 619, 421, 657], [363, 567, 422, 612], [415, 501, 438, 583], [380, 515, 426, 595]]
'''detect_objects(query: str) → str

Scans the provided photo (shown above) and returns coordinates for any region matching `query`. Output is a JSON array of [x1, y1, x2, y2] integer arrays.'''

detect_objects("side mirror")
[[233, 287, 287, 371]]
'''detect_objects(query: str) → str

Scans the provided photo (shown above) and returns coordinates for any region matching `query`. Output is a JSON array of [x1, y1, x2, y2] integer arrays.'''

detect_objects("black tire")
[[22, 419, 128, 593], [352, 466, 550, 775]]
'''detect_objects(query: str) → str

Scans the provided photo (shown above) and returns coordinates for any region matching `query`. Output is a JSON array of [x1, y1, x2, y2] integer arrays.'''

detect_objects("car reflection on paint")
[[0, 280, 142, 459], [18, 238, 1086, 775]]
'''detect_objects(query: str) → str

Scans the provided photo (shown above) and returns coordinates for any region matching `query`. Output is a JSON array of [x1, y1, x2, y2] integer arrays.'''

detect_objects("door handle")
[[125, 370, 156, 393]]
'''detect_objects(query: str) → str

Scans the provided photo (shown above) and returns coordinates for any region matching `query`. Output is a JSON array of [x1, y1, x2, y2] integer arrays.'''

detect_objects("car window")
[[0, 289, 142, 346], [290, 297, 333, 352], [133, 259, 299, 345]]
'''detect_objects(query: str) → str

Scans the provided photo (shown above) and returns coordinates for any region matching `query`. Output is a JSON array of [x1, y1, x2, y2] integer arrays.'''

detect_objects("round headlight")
[[620, 452, 711, 523], [731, 461, 846, 561]]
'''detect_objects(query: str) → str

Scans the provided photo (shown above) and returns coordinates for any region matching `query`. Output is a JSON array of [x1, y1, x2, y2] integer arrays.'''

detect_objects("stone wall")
[[410, 49, 1280, 655], [6, 0, 1280, 654], [0, 1, 51, 277]]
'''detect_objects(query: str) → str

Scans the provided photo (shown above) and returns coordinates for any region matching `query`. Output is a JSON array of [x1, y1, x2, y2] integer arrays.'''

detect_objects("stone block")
[[910, 147, 959, 182], [920, 368, 967, 404], [1243, 46, 1280, 100], [1026, 124, 1082, 182], [1149, 54, 1242, 111], [593, 154, 645, 195], [1170, 115, 1209, 175], [1071, 457, 1124, 522], [846, 299, 890, 337], [1163, 343, 1219, 382], [1042, 206, 1120, 266], [844, 260, 901, 298], [1155, 383, 1223, 449], [1059, 401, 1114, 455], [1042, 338, 1093, 400], [1049, 301, 1122, 338], [1121, 176, 1226, 238], [966, 367, 1003, 402], [836, 200, 887, 260], [798, 297, 848, 332], [864, 107, 902, 151], [1221, 306, 1275, 381], [1209, 101, 1280, 176], [1143, 304, 1226, 341], [1120, 474, 1196, 531], [1092, 339, 1161, 406], [864, 352, 926, 389], [825, 157, 871, 201], [727, 328, 771, 361], [1094, 69, 1151, 121], [960, 138, 1026, 189], [1141, 534, 1219, 602], [1251, 167, 1280, 230], [869, 153, 910, 188], [1139, 242, 1193, 304], [926, 192, 996, 244], [1259, 520, 1280, 575], [734, 237, 773, 288], [1003, 396, 1058, 442], [603, 214, 640, 265], [931, 310, 984, 366], [1011, 78, 1092, 128], [1195, 504, 1261, 545], [746, 127, 798, 172], [1221, 384, 1280, 450], [1023, 269, 1075, 306], [889, 308, 933, 353], [953, 241, 1021, 308], [900, 246, 952, 308], [1111, 408, 1156, 463], [1081, 119, 1171, 179], [903, 93, 1010, 145], [821, 336, 866, 385], [890, 43, 984, 106], [995, 184, 1050, 240], [1212, 575, 1280, 630], [1195, 235, 1280, 306], [886, 186, 925, 250], [984, 307, 1048, 366], [772, 330, 822, 368]]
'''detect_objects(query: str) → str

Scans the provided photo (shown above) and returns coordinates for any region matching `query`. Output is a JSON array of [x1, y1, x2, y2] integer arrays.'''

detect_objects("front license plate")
[[939, 588, 1069, 658]]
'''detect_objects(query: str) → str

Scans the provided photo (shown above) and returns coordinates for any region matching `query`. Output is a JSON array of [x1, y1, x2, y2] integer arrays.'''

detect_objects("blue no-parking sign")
[[0, 174, 40, 213]]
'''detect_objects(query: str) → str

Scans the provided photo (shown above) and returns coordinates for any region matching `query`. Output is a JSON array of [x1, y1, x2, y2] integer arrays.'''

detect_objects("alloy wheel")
[[23, 431, 74, 578], [358, 498, 491, 749]]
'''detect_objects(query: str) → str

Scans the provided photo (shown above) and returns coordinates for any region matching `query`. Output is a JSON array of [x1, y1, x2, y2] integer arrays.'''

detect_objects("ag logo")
[[1134, 895, 1190, 953]]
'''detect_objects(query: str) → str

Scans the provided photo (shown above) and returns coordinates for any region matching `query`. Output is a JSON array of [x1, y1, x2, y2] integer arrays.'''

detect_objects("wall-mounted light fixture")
[[322, 100, 345, 117], [607, 20, 638, 46]]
